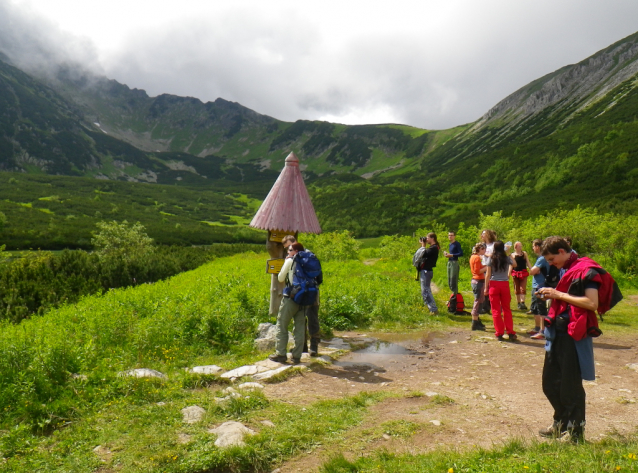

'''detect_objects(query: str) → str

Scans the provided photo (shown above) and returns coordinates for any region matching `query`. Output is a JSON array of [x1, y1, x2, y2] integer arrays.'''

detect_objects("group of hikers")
[[266, 230, 622, 444], [413, 230, 623, 443]]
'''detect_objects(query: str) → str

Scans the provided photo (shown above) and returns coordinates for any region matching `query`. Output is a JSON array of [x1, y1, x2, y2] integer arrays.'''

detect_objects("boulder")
[[208, 421, 256, 448], [254, 323, 294, 351], [181, 405, 206, 424]]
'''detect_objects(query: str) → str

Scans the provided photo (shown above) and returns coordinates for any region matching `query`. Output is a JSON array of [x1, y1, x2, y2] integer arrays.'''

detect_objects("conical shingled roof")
[[249, 152, 322, 234]]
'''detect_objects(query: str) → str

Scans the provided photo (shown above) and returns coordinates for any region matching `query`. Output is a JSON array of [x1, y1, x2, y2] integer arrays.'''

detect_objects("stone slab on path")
[[252, 365, 296, 381], [221, 364, 271, 380]]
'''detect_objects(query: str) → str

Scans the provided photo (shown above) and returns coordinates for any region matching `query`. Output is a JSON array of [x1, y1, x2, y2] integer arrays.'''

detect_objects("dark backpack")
[[284, 250, 322, 306], [447, 293, 465, 314], [414, 245, 439, 271], [542, 265, 560, 288]]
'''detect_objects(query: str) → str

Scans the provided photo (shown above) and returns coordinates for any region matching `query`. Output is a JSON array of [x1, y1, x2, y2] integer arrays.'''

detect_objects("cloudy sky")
[[2, 0, 638, 129]]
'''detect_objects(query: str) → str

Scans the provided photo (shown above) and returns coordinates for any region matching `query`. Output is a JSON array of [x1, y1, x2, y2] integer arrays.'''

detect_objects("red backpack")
[[447, 293, 465, 314]]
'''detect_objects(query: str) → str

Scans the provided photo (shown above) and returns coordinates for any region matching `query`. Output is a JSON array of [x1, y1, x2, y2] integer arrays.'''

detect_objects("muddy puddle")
[[334, 334, 431, 371]]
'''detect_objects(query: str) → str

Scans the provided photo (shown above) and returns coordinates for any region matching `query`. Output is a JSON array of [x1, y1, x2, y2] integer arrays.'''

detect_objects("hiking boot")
[[508, 333, 518, 342], [291, 357, 301, 364], [497, 335, 505, 341], [531, 332, 546, 340], [268, 354, 287, 363], [471, 321, 486, 331], [527, 328, 540, 335], [539, 422, 564, 438], [520, 303, 528, 311], [526, 310, 534, 315]]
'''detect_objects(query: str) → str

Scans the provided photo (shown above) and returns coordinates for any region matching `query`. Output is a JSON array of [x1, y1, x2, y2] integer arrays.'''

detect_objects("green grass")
[[0, 241, 636, 472], [320, 436, 638, 472]]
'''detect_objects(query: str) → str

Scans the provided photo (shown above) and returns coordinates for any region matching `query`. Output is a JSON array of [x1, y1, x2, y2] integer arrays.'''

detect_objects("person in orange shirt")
[[469, 242, 488, 331]]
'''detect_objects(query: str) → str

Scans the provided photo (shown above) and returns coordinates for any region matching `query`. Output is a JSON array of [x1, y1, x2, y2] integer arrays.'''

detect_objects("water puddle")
[[334, 340, 417, 371]]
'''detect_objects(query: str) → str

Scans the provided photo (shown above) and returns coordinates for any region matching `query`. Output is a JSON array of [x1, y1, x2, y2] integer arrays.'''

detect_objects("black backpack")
[[542, 265, 560, 288]]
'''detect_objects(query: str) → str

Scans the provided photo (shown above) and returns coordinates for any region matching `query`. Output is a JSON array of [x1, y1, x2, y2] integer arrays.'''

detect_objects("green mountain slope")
[[0, 172, 265, 249], [311, 32, 638, 235], [49, 66, 455, 177], [0, 58, 281, 188], [2, 31, 638, 243]]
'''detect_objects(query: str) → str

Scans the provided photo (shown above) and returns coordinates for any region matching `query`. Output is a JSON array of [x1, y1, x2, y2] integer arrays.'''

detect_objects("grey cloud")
[[0, 0, 101, 78], [3, 0, 638, 130]]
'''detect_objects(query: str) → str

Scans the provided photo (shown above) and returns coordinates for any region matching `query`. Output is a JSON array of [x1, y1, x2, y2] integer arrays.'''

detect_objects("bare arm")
[[483, 267, 491, 294], [537, 287, 599, 312], [524, 252, 533, 271], [530, 264, 541, 276]]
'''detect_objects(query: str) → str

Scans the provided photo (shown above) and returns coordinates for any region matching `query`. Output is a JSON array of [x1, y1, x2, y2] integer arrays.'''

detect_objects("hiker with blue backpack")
[[282, 234, 322, 357], [269, 242, 323, 364]]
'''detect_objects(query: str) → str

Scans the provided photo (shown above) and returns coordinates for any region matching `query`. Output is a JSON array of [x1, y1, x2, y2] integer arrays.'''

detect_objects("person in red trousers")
[[484, 240, 517, 341]]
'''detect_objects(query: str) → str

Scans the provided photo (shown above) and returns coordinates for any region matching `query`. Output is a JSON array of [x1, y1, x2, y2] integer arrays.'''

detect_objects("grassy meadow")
[[0, 227, 636, 472]]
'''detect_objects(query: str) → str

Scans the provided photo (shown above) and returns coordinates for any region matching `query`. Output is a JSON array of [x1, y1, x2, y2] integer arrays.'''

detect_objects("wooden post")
[[267, 230, 285, 316]]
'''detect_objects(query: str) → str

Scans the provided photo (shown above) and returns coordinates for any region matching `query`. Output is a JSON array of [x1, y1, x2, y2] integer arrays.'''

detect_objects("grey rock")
[[626, 363, 638, 371], [238, 382, 264, 391], [261, 420, 276, 427], [257, 322, 277, 339], [254, 338, 276, 352], [255, 359, 286, 369], [181, 405, 206, 424], [252, 365, 293, 381], [119, 368, 166, 379], [190, 365, 224, 375], [430, 420, 441, 426], [317, 355, 333, 363], [208, 421, 256, 448], [255, 323, 294, 351], [221, 365, 269, 380]]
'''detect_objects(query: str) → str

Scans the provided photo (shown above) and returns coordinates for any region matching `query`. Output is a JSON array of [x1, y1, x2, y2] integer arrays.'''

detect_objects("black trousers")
[[542, 331, 586, 432], [305, 303, 320, 338]]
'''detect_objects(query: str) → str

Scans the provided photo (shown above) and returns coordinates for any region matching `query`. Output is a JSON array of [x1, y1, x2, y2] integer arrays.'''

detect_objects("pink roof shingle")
[[249, 152, 322, 234]]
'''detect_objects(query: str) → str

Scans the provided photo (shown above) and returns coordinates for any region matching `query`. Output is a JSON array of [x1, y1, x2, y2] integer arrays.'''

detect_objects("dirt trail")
[[263, 326, 638, 472]]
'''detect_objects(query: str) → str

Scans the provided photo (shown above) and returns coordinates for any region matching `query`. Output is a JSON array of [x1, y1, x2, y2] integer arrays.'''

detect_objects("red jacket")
[[548, 256, 622, 341]]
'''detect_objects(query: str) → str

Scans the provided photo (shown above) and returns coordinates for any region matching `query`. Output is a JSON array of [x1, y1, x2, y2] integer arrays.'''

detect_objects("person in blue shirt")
[[529, 238, 549, 339], [444, 231, 463, 312]]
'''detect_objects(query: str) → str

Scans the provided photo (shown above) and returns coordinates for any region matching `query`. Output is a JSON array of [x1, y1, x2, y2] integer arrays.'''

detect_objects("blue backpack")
[[284, 250, 322, 306]]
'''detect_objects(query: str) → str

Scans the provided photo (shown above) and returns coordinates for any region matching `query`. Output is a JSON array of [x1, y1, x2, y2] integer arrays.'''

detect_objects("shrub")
[[299, 230, 361, 261]]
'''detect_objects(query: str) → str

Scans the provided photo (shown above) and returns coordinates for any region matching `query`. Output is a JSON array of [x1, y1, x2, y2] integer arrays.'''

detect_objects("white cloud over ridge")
[[2, 0, 638, 129]]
